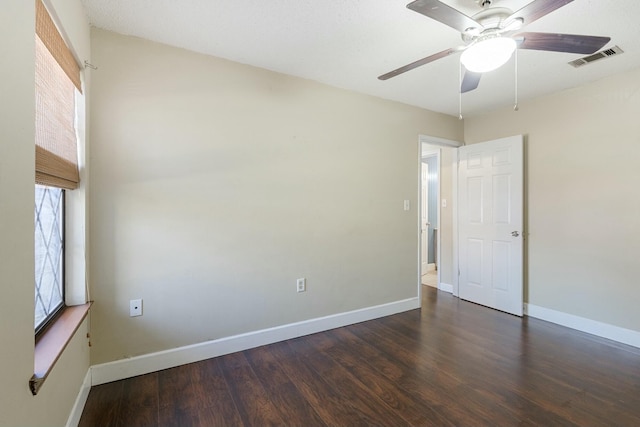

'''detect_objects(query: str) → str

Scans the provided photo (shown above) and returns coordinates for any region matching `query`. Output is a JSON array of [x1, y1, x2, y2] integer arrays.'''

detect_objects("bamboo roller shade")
[[35, 0, 80, 189], [36, 0, 81, 92]]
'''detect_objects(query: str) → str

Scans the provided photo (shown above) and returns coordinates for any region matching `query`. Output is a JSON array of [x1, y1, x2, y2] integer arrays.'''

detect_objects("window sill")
[[30, 302, 92, 395]]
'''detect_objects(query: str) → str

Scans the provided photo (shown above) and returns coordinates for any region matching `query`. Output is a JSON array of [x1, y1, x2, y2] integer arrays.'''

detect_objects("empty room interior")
[[2, 0, 640, 425]]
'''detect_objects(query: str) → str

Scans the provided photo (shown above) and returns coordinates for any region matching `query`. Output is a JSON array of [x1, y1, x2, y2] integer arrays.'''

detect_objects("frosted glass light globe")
[[460, 37, 517, 73]]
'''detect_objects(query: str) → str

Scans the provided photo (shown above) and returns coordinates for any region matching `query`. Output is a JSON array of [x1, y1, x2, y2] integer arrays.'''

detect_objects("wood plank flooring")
[[79, 287, 640, 426]]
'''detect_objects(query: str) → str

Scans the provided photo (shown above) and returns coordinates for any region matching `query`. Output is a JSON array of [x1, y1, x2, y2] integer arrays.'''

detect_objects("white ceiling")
[[81, 0, 640, 117]]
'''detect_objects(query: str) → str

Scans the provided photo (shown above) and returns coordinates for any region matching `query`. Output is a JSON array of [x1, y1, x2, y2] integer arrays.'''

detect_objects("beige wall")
[[0, 0, 91, 426], [88, 29, 463, 364], [464, 68, 640, 332]]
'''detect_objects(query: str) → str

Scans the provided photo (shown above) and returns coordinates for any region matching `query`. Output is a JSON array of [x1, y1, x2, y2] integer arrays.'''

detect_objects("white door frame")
[[418, 135, 462, 300], [420, 160, 431, 275], [452, 147, 459, 297]]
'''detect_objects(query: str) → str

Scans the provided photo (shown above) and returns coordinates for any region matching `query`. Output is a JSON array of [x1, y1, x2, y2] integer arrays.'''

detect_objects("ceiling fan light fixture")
[[460, 36, 517, 73]]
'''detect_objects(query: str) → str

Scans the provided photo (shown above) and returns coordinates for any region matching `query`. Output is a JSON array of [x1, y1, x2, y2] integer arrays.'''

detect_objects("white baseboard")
[[91, 297, 420, 385], [525, 303, 640, 349], [438, 282, 453, 293], [66, 369, 92, 427]]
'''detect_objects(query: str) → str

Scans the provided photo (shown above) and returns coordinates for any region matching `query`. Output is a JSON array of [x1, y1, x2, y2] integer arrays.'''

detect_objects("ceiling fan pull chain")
[[459, 62, 463, 120], [514, 49, 519, 112]]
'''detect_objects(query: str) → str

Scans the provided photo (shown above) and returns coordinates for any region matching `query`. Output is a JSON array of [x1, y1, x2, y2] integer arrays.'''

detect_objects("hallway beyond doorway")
[[421, 270, 437, 287]]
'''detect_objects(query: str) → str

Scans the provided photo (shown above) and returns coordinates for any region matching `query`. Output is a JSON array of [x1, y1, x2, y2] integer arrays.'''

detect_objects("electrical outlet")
[[296, 278, 306, 293], [130, 299, 143, 317]]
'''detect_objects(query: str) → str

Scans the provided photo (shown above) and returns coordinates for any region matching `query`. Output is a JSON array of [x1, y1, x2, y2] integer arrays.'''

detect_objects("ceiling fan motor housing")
[[462, 7, 514, 42]]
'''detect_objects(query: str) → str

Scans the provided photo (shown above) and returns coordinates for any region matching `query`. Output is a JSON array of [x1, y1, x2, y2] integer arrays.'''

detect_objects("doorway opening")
[[420, 149, 439, 288], [418, 135, 462, 297]]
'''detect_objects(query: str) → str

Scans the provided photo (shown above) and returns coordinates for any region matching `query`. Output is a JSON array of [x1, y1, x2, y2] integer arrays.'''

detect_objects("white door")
[[421, 162, 430, 274], [458, 135, 523, 316]]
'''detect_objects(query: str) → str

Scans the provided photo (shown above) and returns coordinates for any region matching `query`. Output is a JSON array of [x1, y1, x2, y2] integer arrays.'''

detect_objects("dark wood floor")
[[79, 287, 640, 426]]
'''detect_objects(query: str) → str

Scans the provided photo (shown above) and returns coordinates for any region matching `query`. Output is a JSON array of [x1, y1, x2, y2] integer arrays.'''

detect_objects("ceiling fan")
[[379, 0, 611, 93]]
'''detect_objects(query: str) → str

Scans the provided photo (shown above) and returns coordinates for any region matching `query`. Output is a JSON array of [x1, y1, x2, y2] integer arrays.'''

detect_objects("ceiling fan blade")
[[516, 32, 610, 54], [407, 0, 481, 33], [506, 0, 574, 26], [461, 71, 482, 93], [378, 47, 460, 80]]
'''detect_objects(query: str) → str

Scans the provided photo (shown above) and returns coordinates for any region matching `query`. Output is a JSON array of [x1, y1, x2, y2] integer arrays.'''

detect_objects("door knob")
[[511, 231, 519, 237]]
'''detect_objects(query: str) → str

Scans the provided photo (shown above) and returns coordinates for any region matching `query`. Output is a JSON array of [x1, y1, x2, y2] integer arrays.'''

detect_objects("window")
[[30, 0, 89, 397], [34, 185, 65, 333], [34, 0, 82, 334]]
